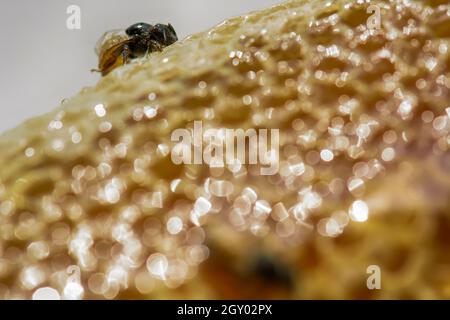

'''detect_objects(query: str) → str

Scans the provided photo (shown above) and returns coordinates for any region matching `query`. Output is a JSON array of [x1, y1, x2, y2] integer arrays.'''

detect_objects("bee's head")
[[126, 22, 153, 37], [151, 23, 178, 46]]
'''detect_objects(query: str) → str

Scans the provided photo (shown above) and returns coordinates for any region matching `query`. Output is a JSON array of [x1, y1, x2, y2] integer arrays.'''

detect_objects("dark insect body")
[[94, 22, 178, 76]]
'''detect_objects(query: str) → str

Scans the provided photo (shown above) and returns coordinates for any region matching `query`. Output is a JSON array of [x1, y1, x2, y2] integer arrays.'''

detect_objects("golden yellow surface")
[[0, 0, 449, 299]]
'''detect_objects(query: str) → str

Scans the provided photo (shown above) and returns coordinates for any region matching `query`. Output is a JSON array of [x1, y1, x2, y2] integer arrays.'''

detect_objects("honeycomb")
[[0, 0, 449, 299]]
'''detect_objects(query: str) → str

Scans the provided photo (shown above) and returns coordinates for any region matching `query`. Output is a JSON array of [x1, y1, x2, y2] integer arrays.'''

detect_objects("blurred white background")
[[0, 0, 281, 133]]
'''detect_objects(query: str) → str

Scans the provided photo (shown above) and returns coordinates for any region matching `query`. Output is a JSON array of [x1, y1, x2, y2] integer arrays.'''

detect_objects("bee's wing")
[[95, 29, 128, 55], [98, 38, 134, 74]]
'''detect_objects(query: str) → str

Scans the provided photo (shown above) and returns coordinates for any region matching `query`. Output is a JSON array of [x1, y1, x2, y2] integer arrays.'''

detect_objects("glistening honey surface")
[[0, 0, 449, 299]]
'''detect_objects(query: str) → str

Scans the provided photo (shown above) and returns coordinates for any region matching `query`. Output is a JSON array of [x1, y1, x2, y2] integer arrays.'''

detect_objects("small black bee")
[[94, 22, 178, 76]]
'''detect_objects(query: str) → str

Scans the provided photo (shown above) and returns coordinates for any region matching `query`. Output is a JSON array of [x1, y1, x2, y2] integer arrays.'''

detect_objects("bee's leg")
[[145, 40, 163, 58], [153, 40, 163, 52], [122, 44, 131, 64], [145, 43, 154, 58]]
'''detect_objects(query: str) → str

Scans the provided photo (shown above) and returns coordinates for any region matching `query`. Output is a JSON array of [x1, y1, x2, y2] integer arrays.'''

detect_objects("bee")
[[93, 22, 178, 76]]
